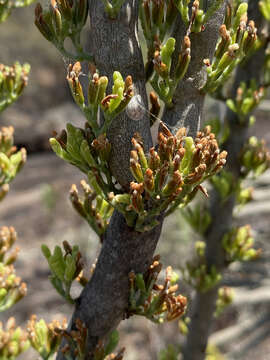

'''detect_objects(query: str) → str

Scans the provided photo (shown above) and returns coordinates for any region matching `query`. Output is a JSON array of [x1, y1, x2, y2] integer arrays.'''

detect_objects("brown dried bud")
[[175, 127, 187, 140], [131, 190, 144, 213], [149, 91, 161, 126], [101, 94, 118, 108], [158, 163, 169, 190], [130, 157, 144, 182], [149, 147, 160, 171], [130, 150, 139, 162], [159, 121, 173, 138], [162, 170, 183, 196], [130, 181, 144, 194], [144, 168, 154, 193]]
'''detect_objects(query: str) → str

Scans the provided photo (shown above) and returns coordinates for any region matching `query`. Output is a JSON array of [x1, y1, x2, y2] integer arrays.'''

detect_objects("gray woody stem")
[[88, 0, 152, 189], [162, 2, 226, 137], [57, 1, 226, 359], [183, 2, 268, 360]]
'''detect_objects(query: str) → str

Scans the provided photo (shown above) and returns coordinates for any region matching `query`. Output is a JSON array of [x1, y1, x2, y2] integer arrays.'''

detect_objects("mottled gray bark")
[[88, 0, 152, 189], [63, 212, 164, 358], [57, 1, 228, 359], [57, 2, 158, 358], [183, 2, 267, 360], [162, 2, 226, 137]]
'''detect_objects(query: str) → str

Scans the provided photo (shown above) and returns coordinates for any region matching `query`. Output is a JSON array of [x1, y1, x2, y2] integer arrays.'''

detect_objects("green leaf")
[[105, 330, 119, 355]]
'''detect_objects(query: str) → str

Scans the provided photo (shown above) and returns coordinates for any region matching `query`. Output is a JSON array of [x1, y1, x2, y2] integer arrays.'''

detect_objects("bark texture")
[[183, 2, 268, 360], [63, 212, 164, 358], [162, 2, 226, 137], [57, 1, 229, 359], [57, 2, 159, 358], [88, 0, 152, 189]]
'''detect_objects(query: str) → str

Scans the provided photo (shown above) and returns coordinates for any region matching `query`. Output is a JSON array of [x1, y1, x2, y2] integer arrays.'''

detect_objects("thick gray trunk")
[[57, 1, 229, 359], [62, 212, 164, 358], [88, 0, 152, 189]]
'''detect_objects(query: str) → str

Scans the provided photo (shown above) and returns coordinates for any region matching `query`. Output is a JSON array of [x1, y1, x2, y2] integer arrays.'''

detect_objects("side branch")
[[162, 1, 226, 137], [183, 2, 268, 360]]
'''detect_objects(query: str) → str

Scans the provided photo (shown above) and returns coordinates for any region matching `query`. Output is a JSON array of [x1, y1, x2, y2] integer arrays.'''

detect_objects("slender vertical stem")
[[183, 3, 268, 359], [162, 2, 226, 137]]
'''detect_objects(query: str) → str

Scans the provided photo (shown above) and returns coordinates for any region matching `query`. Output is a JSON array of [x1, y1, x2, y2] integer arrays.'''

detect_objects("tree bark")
[[57, 1, 228, 359], [162, 2, 226, 137], [65, 212, 164, 357], [88, 0, 152, 189], [183, 2, 268, 360]]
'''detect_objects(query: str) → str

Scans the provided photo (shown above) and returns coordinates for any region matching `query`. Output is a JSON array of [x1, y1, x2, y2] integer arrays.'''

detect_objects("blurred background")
[[1, 4, 270, 359]]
